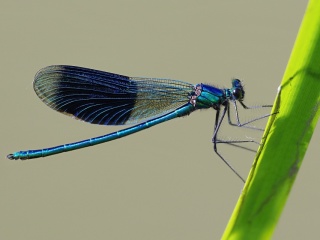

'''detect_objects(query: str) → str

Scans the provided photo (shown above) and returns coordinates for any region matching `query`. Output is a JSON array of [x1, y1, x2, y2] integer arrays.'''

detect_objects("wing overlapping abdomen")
[[33, 65, 194, 125]]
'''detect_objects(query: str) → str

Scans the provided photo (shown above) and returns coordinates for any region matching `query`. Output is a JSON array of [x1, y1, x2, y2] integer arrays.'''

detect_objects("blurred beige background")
[[1, 1, 318, 239]]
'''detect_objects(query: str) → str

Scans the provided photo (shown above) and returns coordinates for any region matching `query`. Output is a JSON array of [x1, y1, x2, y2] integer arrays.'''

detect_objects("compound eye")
[[233, 88, 243, 100]]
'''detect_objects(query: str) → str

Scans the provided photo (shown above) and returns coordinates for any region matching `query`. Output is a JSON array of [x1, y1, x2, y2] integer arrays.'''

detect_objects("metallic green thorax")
[[192, 79, 245, 110]]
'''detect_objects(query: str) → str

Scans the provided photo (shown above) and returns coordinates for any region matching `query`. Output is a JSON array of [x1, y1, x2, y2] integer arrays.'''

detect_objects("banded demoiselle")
[[7, 65, 272, 182]]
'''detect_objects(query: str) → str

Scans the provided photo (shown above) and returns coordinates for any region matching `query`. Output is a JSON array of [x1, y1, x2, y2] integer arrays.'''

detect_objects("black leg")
[[227, 100, 274, 131], [215, 139, 259, 153], [212, 105, 245, 183]]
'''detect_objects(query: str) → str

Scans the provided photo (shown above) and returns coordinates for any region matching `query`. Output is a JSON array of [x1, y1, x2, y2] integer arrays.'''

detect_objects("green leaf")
[[222, 0, 320, 239]]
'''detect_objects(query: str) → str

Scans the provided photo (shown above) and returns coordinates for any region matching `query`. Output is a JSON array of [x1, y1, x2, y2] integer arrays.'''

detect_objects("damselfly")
[[7, 65, 272, 182]]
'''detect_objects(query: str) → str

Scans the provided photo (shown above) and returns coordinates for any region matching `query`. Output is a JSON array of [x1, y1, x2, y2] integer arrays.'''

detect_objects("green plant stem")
[[222, 0, 320, 239]]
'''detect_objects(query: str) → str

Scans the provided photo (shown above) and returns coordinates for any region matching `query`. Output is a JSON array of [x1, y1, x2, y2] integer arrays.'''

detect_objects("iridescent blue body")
[[8, 65, 258, 181]]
